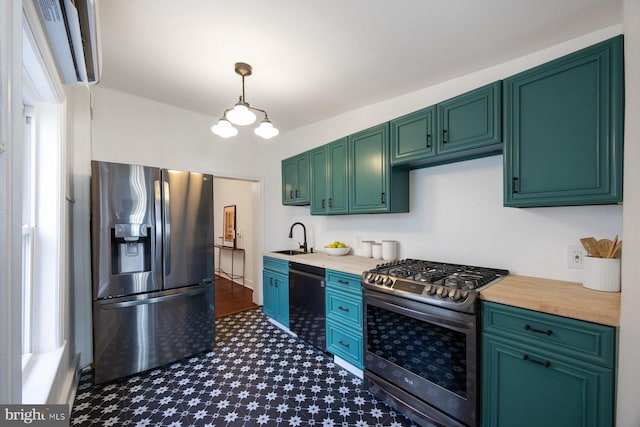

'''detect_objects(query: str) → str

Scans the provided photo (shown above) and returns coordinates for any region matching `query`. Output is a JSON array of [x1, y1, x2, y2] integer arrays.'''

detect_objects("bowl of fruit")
[[325, 241, 350, 256]]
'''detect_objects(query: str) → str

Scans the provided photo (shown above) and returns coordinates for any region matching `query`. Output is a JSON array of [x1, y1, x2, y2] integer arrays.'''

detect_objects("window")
[[21, 13, 66, 403], [21, 108, 35, 359]]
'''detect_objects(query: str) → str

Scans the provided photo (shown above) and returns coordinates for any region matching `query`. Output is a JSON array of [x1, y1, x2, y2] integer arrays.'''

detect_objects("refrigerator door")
[[161, 169, 214, 290], [91, 161, 163, 299], [92, 284, 215, 384]]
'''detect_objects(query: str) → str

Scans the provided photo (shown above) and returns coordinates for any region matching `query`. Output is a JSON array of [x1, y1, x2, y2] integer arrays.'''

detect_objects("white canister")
[[382, 240, 397, 261], [583, 256, 621, 292], [361, 240, 374, 258], [372, 243, 382, 260]]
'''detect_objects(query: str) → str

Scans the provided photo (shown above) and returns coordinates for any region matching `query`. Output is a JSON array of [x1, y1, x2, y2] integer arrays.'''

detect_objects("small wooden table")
[[214, 245, 245, 289]]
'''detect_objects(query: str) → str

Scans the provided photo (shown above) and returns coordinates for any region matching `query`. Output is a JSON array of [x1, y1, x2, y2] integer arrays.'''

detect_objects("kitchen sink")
[[272, 249, 308, 256]]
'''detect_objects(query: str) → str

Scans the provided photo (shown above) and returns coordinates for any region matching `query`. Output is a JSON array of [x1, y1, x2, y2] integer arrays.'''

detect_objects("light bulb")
[[254, 119, 279, 139], [211, 118, 238, 138], [226, 103, 256, 126]]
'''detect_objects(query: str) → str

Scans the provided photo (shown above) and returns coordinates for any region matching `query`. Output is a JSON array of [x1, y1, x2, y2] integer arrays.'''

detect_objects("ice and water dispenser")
[[111, 223, 151, 274]]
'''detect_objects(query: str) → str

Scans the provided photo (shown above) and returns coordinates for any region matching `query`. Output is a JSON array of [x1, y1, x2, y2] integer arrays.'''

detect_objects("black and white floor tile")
[[71, 308, 417, 426]]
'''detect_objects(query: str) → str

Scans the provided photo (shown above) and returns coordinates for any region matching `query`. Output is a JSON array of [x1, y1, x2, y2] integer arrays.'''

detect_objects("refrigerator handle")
[[99, 286, 208, 310], [163, 178, 171, 275], [154, 179, 163, 282]]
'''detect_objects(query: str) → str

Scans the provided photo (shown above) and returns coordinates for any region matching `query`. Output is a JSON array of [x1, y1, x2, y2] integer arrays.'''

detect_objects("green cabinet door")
[[282, 158, 297, 205], [310, 146, 328, 215], [349, 124, 409, 214], [262, 269, 276, 319], [390, 82, 502, 168], [274, 271, 289, 326], [437, 81, 502, 155], [390, 105, 436, 165], [504, 35, 624, 207], [482, 335, 614, 427], [282, 152, 310, 205], [310, 138, 349, 215], [327, 138, 349, 214], [262, 270, 289, 327], [262, 257, 289, 327]]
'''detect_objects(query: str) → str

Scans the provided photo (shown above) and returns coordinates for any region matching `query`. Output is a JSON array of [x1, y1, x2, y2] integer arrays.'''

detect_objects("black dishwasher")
[[289, 262, 326, 352]]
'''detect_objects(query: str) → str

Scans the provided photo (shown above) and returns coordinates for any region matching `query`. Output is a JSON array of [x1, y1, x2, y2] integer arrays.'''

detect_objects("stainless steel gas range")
[[362, 259, 508, 427]]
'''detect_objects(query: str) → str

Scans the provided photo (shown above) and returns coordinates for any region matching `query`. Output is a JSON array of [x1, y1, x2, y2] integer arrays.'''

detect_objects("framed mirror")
[[223, 205, 236, 248]]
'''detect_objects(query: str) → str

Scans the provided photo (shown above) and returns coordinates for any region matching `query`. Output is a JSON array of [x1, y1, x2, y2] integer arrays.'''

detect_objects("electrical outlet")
[[567, 245, 584, 269]]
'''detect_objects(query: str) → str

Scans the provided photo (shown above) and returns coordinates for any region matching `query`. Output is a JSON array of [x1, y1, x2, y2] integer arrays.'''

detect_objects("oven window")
[[366, 304, 468, 398]]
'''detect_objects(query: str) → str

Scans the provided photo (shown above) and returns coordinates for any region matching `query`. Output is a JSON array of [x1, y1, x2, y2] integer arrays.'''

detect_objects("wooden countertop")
[[480, 275, 621, 326], [264, 251, 380, 276], [264, 252, 621, 326]]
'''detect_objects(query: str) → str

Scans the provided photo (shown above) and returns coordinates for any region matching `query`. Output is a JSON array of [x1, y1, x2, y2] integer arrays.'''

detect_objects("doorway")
[[213, 177, 261, 316]]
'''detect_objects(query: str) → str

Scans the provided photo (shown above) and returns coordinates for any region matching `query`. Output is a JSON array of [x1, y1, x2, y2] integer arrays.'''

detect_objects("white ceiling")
[[96, 0, 622, 134]]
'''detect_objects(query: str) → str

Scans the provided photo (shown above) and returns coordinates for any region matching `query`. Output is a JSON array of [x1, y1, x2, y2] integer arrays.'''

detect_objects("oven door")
[[363, 288, 478, 427]]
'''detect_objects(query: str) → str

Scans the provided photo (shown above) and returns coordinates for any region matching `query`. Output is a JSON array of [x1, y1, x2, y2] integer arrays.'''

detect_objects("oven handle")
[[363, 289, 476, 332]]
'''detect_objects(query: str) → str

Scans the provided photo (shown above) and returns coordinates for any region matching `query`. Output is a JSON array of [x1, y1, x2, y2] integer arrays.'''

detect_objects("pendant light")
[[211, 62, 279, 139]]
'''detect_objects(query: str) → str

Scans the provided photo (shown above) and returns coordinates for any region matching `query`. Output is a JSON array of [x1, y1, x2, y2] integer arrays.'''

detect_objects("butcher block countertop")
[[480, 275, 621, 327], [264, 252, 621, 327], [264, 251, 380, 276]]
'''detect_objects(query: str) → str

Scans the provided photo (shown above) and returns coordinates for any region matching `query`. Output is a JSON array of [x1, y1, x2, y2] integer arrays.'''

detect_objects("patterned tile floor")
[[71, 308, 417, 426]]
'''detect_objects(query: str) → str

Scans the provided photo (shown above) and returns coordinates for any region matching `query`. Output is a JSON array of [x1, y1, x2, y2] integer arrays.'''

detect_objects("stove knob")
[[436, 286, 446, 297], [426, 285, 437, 295], [384, 277, 394, 287], [449, 289, 462, 301], [375, 275, 385, 285]]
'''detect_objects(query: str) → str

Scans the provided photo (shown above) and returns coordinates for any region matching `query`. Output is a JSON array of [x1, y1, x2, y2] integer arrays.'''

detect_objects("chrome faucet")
[[288, 222, 308, 253]]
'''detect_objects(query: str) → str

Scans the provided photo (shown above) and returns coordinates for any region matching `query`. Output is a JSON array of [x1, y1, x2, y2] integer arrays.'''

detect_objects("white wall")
[[616, 0, 640, 424]]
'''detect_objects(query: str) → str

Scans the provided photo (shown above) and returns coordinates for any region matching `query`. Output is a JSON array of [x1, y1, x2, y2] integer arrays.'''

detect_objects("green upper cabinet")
[[349, 123, 409, 214], [310, 138, 349, 215], [390, 105, 436, 165], [282, 152, 310, 205], [438, 82, 502, 155], [503, 35, 624, 207], [390, 82, 502, 168]]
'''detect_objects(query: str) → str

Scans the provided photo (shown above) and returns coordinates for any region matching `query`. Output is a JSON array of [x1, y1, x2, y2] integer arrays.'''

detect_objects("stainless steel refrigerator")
[[90, 160, 214, 384]]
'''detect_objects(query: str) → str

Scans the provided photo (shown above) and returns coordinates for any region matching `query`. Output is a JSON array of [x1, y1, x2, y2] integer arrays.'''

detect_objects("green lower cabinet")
[[326, 320, 363, 368], [262, 257, 289, 327], [325, 270, 364, 369], [481, 335, 613, 427], [481, 301, 616, 427]]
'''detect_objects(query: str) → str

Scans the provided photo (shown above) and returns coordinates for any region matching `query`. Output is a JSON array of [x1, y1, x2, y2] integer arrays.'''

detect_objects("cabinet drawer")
[[326, 270, 361, 294], [263, 256, 289, 274], [326, 289, 362, 328], [482, 302, 615, 367], [326, 319, 363, 368]]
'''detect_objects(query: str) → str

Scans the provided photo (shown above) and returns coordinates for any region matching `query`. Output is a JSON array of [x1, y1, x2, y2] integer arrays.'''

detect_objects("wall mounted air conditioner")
[[34, 0, 101, 85]]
